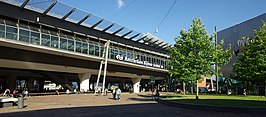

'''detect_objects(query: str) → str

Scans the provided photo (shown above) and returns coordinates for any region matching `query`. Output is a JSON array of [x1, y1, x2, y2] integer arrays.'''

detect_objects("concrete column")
[[28, 79, 34, 92], [78, 73, 91, 92], [132, 78, 141, 93], [39, 80, 45, 92], [7, 74, 17, 91]]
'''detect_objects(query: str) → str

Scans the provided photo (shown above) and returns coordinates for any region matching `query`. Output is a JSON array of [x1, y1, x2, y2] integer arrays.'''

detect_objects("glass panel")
[[81, 15, 102, 28], [47, 2, 73, 19], [19, 29, 29, 42], [41, 34, 50, 47], [126, 51, 131, 59], [0, 25, 5, 38], [110, 48, 115, 59], [75, 41, 81, 53], [100, 45, 104, 57], [30, 31, 40, 45], [1, 0, 25, 6], [51, 36, 58, 48], [81, 42, 88, 54], [60, 38, 67, 50], [89, 43, 95, 55], [66, 9, 88, 24], [6, 26, 17, 40], [122, 50, 126, 58], [95, 45, 99, 56], [68, 39, 74, 51], [25, 0, 55, 13]]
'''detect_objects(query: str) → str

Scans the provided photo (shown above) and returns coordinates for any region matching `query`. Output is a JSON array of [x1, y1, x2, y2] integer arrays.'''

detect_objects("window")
[[60, 38, 68, 50], [95, 45, 99, 56], [68, 39, 74, 51], [75, 41, 81, 53], [51, 36, 58, 48], [41, 34, 50, 47], [110, 48, 115, 59], [122, 50, 126, 58], [19, 29, 29, 42], [89, 43, 95, 55], [81, 42, 88, 54], [0, 24, 4, 38], [30, 31, 40, 45], [126, 51, 131, 59], [6, 26, 17, 40], [100, 45, 104, 57]]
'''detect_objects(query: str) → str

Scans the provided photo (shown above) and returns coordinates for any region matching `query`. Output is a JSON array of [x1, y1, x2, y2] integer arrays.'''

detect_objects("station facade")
[[0, 0, 170, 94]]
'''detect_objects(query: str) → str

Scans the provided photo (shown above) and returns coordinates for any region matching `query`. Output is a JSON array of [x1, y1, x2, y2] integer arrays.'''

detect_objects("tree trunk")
[[196, 79, 199, 99], [265, 80, 266, 97], [183, 81, 186, 95], [190, 83, 194, 94]]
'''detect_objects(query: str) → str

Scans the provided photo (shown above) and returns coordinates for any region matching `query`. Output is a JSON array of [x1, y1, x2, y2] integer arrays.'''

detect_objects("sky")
[[59, 0, 266, 45]]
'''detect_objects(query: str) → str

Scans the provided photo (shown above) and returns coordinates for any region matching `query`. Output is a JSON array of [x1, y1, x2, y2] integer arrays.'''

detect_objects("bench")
[[0, 97, 18, 108]]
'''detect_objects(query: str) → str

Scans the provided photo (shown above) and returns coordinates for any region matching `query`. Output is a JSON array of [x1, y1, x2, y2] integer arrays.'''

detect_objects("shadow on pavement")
[[127, 97, 154, 101], [0, 103, 178, 117], [169, 99, 266, 107]]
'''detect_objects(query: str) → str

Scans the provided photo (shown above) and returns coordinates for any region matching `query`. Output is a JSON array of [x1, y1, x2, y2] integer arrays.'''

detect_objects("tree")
[[169, 18, 232, 99], [232, 21, 266, 96]]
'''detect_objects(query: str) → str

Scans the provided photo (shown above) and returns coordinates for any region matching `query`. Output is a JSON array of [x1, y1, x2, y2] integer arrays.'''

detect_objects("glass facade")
[[0, 19, 170, 70]]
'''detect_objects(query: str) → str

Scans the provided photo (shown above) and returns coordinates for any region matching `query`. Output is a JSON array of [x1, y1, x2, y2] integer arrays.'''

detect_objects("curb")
[[157, 98, 266, 113]]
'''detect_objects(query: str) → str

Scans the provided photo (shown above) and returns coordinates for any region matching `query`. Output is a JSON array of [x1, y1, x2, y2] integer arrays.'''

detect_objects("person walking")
[[116, 88, 121, 101], [104, 88, 108, 96], [112, 88, 116, 99]]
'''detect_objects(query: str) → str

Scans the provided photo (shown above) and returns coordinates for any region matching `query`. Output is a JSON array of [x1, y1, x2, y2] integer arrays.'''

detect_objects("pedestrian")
[[97, 87, 101, 95], [116, 88, 121, 101], [12, 88, 18, 98], [154, 90, 160, 100], [243, 87, 247, 96], [66, 89, 70, 95], [3, 88, 11, 97], [113, 88, 116, 99], [104, 88, 108, 96]]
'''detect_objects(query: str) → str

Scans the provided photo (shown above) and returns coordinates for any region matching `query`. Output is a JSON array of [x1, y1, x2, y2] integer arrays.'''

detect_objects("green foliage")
[[169, 18, 232, 82], [232, 21, 266, 82]]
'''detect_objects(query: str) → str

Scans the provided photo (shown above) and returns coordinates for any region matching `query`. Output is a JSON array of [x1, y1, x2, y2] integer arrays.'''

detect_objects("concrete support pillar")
[[28, 79, 34, 92], [78, 73, 91, 92], [7, 74, 17, 91], [132, 78, 141, 93], [39, 80, 45, 92]]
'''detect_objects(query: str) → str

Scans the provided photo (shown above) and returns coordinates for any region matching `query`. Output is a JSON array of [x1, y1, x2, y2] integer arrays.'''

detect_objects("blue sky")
[[60, 0, 266, 44]]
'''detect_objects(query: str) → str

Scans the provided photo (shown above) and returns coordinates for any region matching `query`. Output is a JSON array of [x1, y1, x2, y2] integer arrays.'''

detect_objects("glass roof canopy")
[[2, 0, 170, 50]]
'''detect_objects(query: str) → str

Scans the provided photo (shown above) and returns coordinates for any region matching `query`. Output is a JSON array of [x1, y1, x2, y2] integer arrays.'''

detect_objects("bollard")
[[17, 95, 24, 109]]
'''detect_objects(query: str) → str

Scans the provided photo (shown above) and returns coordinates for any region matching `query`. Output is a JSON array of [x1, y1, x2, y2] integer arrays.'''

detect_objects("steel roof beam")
[[143, 37, 154, 43], [149, 39, 160, 46], [154, 41, 165, 47], [61, 8, 76, 20], [77, 14, 90, 25], [102, 23, 115, 32], [90, 18, 104, 29], [121, 30, 133, 38], [43, 0, 58, 15], [136, 35, 147, 42], [112, 27, 124, 35], [129, 33, 140, 40], [160, 44, 169, 49], [20, 0, 29, 8]]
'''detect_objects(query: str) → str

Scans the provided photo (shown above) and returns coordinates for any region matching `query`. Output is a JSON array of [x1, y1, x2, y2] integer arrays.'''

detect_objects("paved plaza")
[[0, 93, 263, 117]]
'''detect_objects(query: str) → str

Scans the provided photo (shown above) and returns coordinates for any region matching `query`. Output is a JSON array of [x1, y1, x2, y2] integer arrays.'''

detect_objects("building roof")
[[2, 0, 170, 51]]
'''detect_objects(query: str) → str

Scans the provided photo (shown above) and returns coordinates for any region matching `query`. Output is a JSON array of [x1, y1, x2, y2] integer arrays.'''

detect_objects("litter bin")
[[17, 95, 24, 109]]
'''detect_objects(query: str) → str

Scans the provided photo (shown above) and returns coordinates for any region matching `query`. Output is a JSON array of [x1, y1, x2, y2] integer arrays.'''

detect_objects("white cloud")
[[117, 0, 125, 9]]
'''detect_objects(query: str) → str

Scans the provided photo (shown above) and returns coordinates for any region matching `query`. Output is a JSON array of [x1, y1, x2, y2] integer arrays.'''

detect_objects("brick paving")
[[0, 92, 263, 117]]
